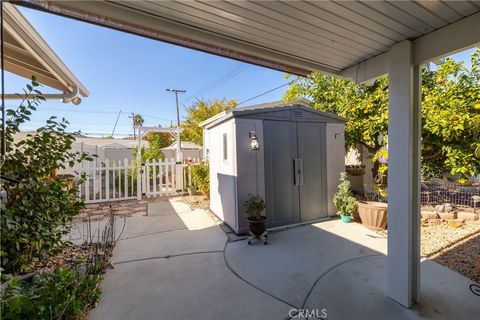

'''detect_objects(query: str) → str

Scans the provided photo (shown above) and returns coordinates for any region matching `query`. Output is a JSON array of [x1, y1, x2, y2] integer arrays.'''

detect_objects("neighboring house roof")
[[3, 3, 88, 96], [200, 99, 347, 129], [101, 143, 134, 150], [162, 141, 202, 150]]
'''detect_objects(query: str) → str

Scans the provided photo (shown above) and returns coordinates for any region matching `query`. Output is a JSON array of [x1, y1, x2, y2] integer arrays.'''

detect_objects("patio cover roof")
[[3, 2, 88, 96], [10, 0, 480, 82]]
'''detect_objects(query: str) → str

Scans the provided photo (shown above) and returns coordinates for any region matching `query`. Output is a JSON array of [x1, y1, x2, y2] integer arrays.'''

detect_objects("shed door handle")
[[293, 159, 302, 186], [298, 159, 304, 186]]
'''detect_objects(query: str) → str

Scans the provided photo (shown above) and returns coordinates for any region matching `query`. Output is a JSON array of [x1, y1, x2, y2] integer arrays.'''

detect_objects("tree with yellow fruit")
[[285, 48, 480, 183]]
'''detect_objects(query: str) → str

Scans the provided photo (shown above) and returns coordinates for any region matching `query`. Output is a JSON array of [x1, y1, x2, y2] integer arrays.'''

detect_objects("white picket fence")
[[68, 158, 199, 203]]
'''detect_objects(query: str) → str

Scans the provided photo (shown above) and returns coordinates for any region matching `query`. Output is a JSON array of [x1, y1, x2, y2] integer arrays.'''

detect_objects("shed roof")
[[200, 100, 346, 129]]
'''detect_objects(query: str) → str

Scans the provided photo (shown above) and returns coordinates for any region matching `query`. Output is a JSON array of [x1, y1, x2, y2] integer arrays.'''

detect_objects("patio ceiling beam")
[[11, 0, 340, 77], [341, 12, 480, 83]]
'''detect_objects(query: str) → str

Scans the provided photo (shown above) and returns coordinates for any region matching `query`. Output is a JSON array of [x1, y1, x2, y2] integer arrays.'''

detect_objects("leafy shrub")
[[243, 195, 266, 221], [333, 172, 358, 217], [1, 267, 102, 319], [0, 80, 91, 273], [191, 162, 209, 197], [422, 158, 448, 181]]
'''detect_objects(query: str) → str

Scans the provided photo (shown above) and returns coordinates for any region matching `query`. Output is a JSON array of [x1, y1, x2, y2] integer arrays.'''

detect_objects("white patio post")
[[387, 40, 421, 307]]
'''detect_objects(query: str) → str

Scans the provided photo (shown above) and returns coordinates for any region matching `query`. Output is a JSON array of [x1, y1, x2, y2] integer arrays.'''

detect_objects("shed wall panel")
[[234, 119, 265, 233], [207, 120, 237, 230]]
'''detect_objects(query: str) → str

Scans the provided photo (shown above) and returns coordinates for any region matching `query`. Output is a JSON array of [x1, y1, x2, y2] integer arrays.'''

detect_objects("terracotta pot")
[[247, 217, 267, 236], [357, 201, 388, 230]]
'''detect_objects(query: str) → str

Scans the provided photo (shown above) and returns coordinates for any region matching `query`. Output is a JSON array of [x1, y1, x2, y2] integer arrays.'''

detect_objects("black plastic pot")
[[247, 217, 267, 236]]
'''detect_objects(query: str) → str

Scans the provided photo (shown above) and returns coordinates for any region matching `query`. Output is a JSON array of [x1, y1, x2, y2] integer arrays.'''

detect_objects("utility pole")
[[166, 88, 186, 162], [111, 110, 122, 137]]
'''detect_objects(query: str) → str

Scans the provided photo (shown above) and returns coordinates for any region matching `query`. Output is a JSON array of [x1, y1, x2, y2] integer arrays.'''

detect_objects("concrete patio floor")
[[88, 199, 479, 320]]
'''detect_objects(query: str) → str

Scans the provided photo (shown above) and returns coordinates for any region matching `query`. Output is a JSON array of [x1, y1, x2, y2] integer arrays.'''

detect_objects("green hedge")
[[191, 162, 209, 197]]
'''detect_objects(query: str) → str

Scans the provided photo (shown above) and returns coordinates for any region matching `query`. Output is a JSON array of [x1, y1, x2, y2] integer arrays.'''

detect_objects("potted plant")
[[345, 164, 366, 176], [357, 200, 388, 230], [333, 172, 358, 223], [187, 185, 197, 196], [244, 194, 267, 244], [357, 157, 389, 230]]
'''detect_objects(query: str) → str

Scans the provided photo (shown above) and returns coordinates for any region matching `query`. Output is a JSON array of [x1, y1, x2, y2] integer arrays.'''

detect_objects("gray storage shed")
[[201, 101, 346, 234]]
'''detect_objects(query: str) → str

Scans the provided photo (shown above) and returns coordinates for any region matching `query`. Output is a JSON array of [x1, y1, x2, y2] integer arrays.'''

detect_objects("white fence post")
[[146, 159, 150, 198], [136, 153, 142, 200], [176, 161, 184, 191], [124, 159, 128, 198], [105, 159, 110, 201]]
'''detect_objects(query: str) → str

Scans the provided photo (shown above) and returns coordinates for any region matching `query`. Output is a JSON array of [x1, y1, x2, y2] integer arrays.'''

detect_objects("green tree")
[[285, 48, 480, 183], [181, 98, 237, 145], [421, 51, 480, 181], [284, 72, 388, 180], [1, 79, 92, 273], [135, 131, 174, 162]]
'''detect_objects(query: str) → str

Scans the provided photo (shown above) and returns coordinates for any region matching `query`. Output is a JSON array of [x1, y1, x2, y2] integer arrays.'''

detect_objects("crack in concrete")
[[113, 250, 225, 265], [222, 240, 300, 310], [300, 253, 383, 308]]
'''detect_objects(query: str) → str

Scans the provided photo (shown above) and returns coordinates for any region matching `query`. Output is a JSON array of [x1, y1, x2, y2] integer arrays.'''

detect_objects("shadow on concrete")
[[225, 221, 479, 319]]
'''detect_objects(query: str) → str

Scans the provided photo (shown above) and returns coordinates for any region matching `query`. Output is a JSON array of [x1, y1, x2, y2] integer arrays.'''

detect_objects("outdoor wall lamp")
[[62, 87, 82, 105], [249, 131, 260, 151]]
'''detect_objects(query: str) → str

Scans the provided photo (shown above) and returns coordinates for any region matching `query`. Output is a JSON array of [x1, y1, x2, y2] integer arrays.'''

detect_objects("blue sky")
[[5, 7, 476, 137], [5, 7, 287, 136]]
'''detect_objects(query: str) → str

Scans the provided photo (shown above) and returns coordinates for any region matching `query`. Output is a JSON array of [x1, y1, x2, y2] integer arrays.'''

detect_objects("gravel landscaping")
[[375, 222, 480, 282], [420, 223, 480, 257], [172, 194, 210, 210], [431, 232, 480, 283]]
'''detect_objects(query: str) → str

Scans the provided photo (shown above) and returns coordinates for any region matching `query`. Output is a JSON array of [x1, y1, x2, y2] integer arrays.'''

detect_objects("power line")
[[237, 82, 292, 107], [181, 63, 249, 103], [13, 107, 175, 122], [182, 64, 245, 101]]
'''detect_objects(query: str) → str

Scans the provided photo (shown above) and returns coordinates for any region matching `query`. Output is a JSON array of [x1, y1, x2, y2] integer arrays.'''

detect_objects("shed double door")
[[264, 120, 327, 227]]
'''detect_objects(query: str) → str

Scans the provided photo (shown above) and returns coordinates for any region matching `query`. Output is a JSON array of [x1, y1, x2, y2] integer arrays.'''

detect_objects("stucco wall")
[[326, 123, 346, 216]]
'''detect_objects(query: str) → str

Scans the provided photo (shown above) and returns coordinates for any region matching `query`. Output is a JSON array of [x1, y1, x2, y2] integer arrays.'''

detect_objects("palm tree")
[[130, 113, 144, 139]]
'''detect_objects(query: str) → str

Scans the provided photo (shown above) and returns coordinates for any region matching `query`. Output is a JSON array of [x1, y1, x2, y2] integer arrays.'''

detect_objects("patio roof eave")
[[3, 2, 89, 97]]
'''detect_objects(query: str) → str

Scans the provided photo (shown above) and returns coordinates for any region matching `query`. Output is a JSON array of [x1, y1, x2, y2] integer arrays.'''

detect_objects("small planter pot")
[[357, 201, 388, 230], [346, 165, 366, 176], [247, 217, 267, 237], [187, 186, 197, 196], [340, 215, 352, 223]]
